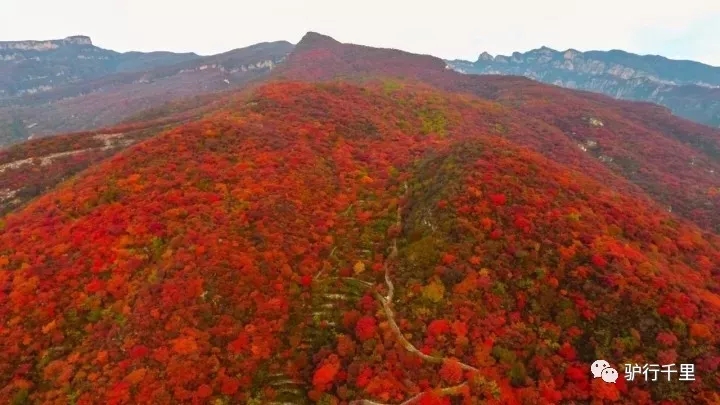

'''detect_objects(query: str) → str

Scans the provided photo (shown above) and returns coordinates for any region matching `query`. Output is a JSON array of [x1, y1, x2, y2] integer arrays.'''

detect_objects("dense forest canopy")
[[0, 32, 719, 404]]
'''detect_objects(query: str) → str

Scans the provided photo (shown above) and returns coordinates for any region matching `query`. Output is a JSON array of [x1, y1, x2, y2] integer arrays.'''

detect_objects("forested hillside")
[[0, 32, 719, 405], [277, 33, 720, 235]]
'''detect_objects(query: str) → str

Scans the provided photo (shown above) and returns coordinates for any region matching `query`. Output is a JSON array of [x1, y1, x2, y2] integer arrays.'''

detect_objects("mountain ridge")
[[0, 35, 94, 49], [472, 46, 720, 78], [446, 47, 720, 127], [277, 33, 720, 234], [0, 34, 201, 100], [0, 39, 294, 146]]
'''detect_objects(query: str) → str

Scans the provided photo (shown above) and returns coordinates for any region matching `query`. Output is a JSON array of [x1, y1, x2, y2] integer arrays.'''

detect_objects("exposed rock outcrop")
[[446, 47, 720, 127]]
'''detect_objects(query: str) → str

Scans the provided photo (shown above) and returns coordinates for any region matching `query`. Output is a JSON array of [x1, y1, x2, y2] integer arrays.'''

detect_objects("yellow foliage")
[[215, 183, 228, 194], [637, 262, 656, 278], [353, 261, 366, 275], [422, 279, 445, 303], [474, 344, 495, 367]]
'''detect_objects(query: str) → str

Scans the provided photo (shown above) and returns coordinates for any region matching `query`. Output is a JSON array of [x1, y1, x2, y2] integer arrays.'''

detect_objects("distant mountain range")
[[0, 36, 198, 99], [0, 36, 293, 145], [2, 35, 720, 149], [446, 47, 720, 128]]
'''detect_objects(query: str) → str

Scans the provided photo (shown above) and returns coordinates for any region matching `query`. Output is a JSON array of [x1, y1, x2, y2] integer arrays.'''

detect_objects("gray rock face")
[[446, 48, 720, 128]]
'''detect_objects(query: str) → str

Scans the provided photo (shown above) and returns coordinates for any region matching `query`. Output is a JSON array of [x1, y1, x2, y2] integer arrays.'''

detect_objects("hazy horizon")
[[2, 0, 720, 66]]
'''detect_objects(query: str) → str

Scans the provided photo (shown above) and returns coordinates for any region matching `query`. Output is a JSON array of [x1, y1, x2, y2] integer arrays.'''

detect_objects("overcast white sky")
[[2, 0, 720, 65]]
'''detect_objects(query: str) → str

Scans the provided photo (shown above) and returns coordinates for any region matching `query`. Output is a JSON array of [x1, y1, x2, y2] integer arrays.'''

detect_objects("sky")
[[2, 0, 720, 66]]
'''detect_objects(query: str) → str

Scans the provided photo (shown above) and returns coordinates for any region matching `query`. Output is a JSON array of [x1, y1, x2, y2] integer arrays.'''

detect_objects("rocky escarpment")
[[446, 47, 720, 128], [0, 35, 93, 51]]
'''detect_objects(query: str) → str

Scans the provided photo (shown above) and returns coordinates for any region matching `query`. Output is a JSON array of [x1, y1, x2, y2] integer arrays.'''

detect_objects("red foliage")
[[656, 331, 679, 347], [313, 356, 341, 390], [195, 384, 213, 398], [489, 229, 503, 240], [356, 366, 374, 388], [227, 333, 249, 354], [451, 320, 468, 337], [591, 378, 620, 401], [355, 316, 378, 341], [299, 274, 313, 287], [220, 377, 240, 395], [441, 253, 456, 265], [85, 278, 105, 294], [591, 254, 608, 268], [557, 342, 577, 361], [129, 345, 149, 360], [427, 319, 451, 337], [490, 193, 507, 206], [565, 365, 586, 382], [540, 384, 563, 403], [439, 359, 464, 384]]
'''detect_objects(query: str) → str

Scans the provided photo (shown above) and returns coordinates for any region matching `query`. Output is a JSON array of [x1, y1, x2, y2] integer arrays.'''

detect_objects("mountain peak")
[[477, 51, 493, 62], [528, 46, 557, 55], [63, 35, 93, 46], [296, 31, 340, 49], [563, 48, 581, 59]]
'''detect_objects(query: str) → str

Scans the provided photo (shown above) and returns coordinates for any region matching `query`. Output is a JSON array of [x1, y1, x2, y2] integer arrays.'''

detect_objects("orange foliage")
[[171, 337, 198, 355]]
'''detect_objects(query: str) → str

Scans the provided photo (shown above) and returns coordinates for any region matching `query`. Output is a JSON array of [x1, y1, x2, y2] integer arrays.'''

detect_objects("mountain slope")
[[0, 108, 208, 215], [275, 33, 720, 235], [446, 47, 720, 128], [1, 80, 719, 404], [0, 39, 294, 146], [0, 71, 289, 218]]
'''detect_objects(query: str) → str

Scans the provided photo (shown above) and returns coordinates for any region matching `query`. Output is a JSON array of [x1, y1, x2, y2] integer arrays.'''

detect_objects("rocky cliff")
[[446, 47, 720, 127], [0, 35, 93, 51]]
